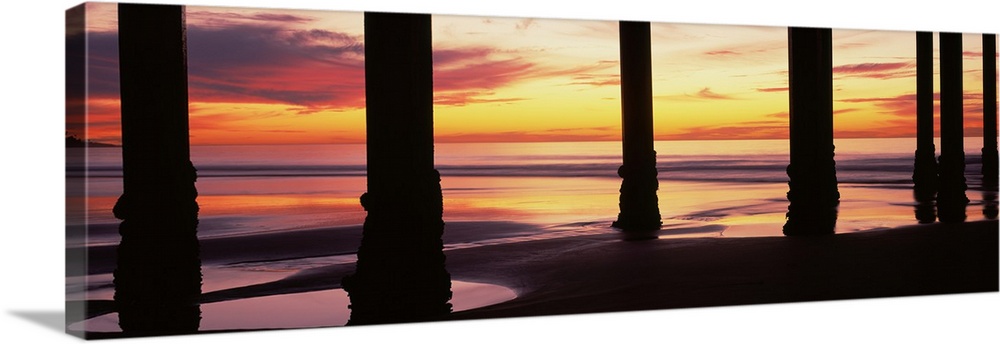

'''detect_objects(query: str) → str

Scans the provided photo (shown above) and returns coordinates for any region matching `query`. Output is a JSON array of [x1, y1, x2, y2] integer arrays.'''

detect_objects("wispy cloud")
[[697, 87, 737, 100], [963, 51, 1000, 59], [832, 62, 915, 79], [434, 91, 529, 106], [515, 18, 537, 31], [187, 10, 315, 27], [692, 39, 787, 63], [838, 93, 923, 117], [188, 108, 286, 132], [657, 87, 740, 101], [568, 73, 620, 87], [437, 126, 619, 143], [185, 23, 366, 109], [664, 120, 788, 140], [84, 18, 369, 111], [704, 49, 740, 56], [433, 47, 496, 65], [434, 52, 534, 90], [833, 108, 861, 115], [835, 42, 870, 50], [838, 91, 984, 119], [433, 46, 618, 106], [756, 87, 788, 93], [89, 13, 622, 116]]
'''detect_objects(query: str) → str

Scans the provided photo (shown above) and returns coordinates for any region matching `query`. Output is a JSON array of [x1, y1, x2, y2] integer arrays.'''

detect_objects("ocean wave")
[[67, 142, 989, 186]]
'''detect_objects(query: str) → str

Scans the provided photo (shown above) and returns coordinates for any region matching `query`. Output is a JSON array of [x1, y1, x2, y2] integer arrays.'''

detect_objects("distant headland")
[[66, 135, 119, 148]]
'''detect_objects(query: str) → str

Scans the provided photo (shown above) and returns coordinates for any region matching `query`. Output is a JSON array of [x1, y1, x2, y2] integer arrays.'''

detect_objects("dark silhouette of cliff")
[[613, 21, 662, 232], [112, 3, 201, 336], [66, 135, 118, 148], [937, 32, 969, 223], [342, 12, 452, 325], [783, 27, 839, 236]]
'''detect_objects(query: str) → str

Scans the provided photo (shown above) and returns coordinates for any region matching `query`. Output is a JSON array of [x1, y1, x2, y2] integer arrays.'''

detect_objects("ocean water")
[[65, 137, 998, 332], [67, 137, 994, 247]]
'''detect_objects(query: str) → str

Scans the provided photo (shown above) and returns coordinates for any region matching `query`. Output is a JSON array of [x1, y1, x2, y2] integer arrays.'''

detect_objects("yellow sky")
[[73, 3, 995, 145]]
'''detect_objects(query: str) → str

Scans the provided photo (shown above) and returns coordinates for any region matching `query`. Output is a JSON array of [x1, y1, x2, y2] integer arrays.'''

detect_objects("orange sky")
[[69, 2, 997, 145]]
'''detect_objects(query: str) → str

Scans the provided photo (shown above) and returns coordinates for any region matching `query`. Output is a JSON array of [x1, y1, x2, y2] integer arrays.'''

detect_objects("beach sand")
[[69, 218, 998, 336], [447, 220, 998, 320]]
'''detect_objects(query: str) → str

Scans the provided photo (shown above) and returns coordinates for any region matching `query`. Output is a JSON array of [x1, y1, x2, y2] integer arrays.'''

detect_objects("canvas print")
[[66, 1, 998, 339]]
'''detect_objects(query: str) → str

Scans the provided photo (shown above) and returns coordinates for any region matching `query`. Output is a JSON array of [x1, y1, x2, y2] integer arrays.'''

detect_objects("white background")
[[2, 0, 998, 343]]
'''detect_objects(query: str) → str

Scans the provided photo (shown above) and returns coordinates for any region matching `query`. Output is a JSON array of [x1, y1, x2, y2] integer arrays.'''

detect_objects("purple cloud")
[[832, 62, 915, 79]]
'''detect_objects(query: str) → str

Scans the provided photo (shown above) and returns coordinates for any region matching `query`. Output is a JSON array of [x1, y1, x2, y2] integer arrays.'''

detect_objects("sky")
[[68, 2, 996, 145]]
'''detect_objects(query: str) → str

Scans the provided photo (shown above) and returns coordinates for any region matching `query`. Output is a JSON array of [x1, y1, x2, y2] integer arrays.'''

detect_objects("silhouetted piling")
[[783, 27, 839, 236], [982, 34, 998, 191], [342, 12, 452, 325], [613, 21, 662, 232], [984, 191, 999, 219], [914, 32, 939, 202], [113, 3, 201, 335], [937, 32, 969, 223]]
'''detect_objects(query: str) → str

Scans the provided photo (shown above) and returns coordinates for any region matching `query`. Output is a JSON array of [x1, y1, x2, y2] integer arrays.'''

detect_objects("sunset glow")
[[71, 2, 997, 145]]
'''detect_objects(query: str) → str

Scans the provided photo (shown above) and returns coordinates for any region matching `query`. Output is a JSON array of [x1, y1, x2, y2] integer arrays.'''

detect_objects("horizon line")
[[73, 134, 1000, 147]]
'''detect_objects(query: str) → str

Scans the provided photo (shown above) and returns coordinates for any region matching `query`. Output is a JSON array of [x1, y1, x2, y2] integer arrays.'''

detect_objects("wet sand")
[[71, 217, 997, 337], [446, 220, 998, 320]]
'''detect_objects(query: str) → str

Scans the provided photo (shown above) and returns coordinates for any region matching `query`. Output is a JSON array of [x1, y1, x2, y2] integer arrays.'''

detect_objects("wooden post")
[[982, 34, 998, 191], [913, 31, 938, 223], [937, 32, 969, 223], [343, 12, 452, 325], [783, 27, 839, 236], [613, 21, 662, 232], [114, 3, 201, 335]]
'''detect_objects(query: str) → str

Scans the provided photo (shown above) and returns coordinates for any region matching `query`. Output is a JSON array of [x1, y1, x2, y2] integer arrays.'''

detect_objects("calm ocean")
[[67, 137, 994, 245]]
